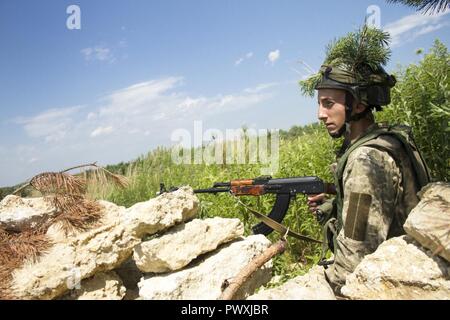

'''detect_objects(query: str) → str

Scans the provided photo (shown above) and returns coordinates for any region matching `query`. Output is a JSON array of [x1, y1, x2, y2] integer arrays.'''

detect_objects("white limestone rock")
[[10, 187, 199, 299], [0, 195, 56, 232], [138, 235, 273, 300], [247, 265, 336, 300], [60, 271, 126, 300], [134, 217, 244, 273], [404, 182, 450, 263], [341, 235, 450, 300]]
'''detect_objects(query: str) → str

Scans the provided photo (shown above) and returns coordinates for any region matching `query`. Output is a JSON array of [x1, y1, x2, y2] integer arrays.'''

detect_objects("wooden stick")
[[219, 239, 287, 300], [11, 182, 31, 196], [59, 162, 98, 173]]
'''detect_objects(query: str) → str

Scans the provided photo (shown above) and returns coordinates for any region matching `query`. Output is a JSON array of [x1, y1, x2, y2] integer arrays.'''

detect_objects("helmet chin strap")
[[329, 91, 354, 139]]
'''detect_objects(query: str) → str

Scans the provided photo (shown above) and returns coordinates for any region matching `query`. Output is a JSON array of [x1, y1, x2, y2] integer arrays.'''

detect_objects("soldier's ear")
[[354, 102, 368, 114]]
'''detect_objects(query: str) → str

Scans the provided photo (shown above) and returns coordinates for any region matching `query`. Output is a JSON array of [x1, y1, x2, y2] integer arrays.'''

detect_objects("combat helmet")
[[300, 25, 397, 136]]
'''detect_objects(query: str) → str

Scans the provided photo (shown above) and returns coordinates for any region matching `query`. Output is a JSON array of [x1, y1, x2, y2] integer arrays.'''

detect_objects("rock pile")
[[0, 187, 271, 300]]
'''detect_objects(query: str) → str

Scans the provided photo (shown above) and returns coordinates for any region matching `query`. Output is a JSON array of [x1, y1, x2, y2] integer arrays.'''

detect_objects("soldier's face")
[[317, 89, 346, 137]]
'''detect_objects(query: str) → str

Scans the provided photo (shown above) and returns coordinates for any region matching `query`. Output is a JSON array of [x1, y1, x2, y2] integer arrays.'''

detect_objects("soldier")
[[300, 26, 430, 295]]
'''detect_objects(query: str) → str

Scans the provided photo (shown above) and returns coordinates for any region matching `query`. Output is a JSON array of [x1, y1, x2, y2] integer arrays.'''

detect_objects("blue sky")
[[0, 0, 449, 186]]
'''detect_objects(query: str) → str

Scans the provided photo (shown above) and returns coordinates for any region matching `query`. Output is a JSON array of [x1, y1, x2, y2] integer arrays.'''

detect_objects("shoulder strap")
[[379, 125, 431, 188]]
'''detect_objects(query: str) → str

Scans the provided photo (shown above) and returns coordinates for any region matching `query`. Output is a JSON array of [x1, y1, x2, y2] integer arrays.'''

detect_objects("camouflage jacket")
[[322, 124, 428, 293]]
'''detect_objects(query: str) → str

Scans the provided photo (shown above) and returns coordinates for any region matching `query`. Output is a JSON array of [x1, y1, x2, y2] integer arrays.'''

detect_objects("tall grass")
[[101, 124, 338, 280]]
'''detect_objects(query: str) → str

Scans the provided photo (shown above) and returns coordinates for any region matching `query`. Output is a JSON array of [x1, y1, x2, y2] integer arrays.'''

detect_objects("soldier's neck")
[[348, 118, 375, 143]]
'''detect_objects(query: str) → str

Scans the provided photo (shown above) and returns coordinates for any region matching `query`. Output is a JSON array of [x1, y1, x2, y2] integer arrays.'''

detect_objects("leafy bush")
[[376, 40, 450, 182]]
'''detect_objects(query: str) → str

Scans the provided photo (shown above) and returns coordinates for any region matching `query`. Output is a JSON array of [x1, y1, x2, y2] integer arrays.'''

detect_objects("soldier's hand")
[[307, 193, 326, 214]]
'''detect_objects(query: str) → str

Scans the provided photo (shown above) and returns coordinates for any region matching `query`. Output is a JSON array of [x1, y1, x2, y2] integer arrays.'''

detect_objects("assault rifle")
[[159, 176, 336, 243]]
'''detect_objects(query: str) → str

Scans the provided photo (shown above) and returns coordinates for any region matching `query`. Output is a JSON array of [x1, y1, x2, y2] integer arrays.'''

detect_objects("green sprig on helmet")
[[300, 25, 397, 110]]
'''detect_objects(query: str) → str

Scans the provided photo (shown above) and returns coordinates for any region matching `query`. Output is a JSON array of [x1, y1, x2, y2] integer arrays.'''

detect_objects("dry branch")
[[219, 239, 287, 300], [12, 162, 129, 196]]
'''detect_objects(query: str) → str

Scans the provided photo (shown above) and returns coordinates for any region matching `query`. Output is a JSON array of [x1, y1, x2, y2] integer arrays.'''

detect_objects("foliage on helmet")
[[299, 25, 392, 97]]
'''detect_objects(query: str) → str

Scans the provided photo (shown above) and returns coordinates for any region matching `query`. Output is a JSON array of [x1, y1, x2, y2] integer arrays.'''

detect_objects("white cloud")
[[91, 126, 114, 137], [415, 23, 447, 36], [268, 49, 280, 64], [174, 81, 277, 115], [100, 77, 183, 116], [10, 77, 278, 185], [199, 93, 268, 112], [81, 45, 116, 63], [87, 112, 97, 120], [17, 78, 275, 146], [235, 57, 244, 65], [384, 11, 450, 47], [91, 77, 275, 136], [16, 106, 83, 143], [235, 52, 254, 66], [15, 145, 39, 166], [175, 92, 270, 115], [244, 82, 279, 94], [152, 112, 166, 121], [177, 97, 207, 111]]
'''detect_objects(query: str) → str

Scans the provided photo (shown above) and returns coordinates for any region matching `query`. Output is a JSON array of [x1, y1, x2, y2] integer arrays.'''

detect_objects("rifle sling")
[[232, 195, 321, 244]]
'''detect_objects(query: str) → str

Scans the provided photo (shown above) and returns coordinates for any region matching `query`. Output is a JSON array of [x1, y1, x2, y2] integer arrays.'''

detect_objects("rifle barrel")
[[194, 187, 230, 194]]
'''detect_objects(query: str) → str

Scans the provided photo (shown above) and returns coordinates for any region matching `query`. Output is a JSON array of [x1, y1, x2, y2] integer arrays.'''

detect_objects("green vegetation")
[[0, 184, 33, 200], [0, 186, 15, 200], [376, 40, 450, 182]]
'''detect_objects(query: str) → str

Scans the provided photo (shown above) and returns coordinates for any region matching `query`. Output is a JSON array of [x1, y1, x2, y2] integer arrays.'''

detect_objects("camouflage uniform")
[[320, 123, 428, 293]]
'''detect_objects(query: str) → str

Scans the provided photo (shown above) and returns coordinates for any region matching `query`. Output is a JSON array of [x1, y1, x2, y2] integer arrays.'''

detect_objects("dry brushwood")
[[30, 172, 86, 195], [0, 227, 52, 299], [11, 162, 129, 233], [13, 162, 129, 196], [0, 228, 51, 265], [0, 162, 129, 299], [45, 195, 103, 233], [219, 239, 287, 300]]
